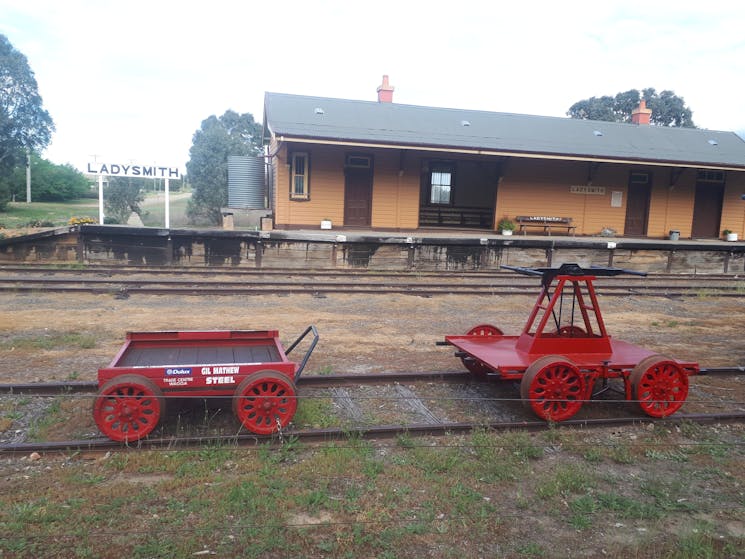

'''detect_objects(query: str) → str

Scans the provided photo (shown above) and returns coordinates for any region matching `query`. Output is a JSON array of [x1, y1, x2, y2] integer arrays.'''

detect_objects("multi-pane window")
[[430, 164, 453, 205], [290, 152, 309, 199], [697, 170, 725, 183], [629, 171, 650, 185]]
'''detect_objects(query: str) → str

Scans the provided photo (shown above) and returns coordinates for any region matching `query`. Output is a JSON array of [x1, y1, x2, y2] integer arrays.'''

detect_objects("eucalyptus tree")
[[567, 88, 695, 128], [0, 34, 55, 209], [186, 110, 262, 225]]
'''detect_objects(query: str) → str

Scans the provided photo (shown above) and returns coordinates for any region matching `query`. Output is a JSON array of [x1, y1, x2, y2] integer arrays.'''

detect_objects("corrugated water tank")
[[228, 156, 266, 209]]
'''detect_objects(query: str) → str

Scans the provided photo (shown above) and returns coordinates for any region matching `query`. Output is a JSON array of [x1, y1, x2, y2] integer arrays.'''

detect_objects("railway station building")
[[263, 76, 745, 239]]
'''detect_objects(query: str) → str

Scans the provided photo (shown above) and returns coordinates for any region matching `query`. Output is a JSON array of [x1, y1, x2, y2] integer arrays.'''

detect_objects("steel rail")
[[2, 275, 744, 289], [2, 264, 744, 281], [1, 367, 741, 396], [3, 411, 744, 455], [3, 265, 526, 278], [0, 371, 474, 395], [2, 283, 744, 298]]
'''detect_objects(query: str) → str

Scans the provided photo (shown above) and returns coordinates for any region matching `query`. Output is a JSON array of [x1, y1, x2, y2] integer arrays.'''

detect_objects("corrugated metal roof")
[[264, 92, 745, 170]]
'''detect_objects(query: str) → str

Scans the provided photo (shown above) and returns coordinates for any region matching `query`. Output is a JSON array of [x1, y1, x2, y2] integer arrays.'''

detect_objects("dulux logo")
[[165, 368, 192, 376]]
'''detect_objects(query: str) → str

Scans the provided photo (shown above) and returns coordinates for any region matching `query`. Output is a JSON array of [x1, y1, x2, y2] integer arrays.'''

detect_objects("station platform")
[[2, 224, 744, 274], [261, 226, 741, 252]]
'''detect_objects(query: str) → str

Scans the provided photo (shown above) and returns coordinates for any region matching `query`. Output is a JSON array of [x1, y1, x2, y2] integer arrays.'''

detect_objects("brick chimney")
[[377, 75, 394, 103], [631, 99, 652, 125]]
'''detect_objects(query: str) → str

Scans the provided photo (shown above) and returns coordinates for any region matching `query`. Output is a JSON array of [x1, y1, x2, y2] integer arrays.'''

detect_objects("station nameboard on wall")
[[86, 162, 181, 179], [570, 185, 606, 195]]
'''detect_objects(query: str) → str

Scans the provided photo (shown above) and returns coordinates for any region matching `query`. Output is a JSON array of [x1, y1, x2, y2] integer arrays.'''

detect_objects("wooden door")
[[344, 168, 372, 226], [624, 183, 651, 236], [691, 183, 724, 238]]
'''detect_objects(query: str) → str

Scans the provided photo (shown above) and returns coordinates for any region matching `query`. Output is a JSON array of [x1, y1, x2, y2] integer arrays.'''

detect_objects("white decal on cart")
[[164, 377, 193, 386], [206, 376, 235, 385], [201, 366, 239, 375]]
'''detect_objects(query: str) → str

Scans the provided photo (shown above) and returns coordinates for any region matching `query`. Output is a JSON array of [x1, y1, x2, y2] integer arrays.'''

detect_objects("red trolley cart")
[[93, 326, 318, 442]]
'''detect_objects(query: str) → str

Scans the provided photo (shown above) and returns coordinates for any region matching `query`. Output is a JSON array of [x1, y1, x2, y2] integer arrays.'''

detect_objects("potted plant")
[[723, 229, 738, 242], [320, 218, 332, 230], [498, 217, 516, 236]]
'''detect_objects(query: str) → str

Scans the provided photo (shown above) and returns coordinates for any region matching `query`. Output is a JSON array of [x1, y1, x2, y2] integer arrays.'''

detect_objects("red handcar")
[[93, 326, 318, 442], [444, 264, 698, 421]]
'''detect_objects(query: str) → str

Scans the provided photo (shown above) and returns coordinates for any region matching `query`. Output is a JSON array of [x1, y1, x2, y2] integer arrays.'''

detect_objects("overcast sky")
[[3, 0, 744, 173]]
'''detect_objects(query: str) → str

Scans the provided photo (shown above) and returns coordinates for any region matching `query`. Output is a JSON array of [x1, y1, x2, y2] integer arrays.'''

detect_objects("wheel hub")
[[119, 402, 137, 420]]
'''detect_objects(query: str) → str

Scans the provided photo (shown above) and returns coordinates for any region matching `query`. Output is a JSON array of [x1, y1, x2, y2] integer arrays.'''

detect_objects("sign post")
[[26, 148, 31, 203], [165, 178, 170, 229], [98, 174, 104, 224]]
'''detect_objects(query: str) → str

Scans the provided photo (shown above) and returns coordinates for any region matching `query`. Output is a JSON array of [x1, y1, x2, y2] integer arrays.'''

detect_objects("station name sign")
[[86, 162, 181, 179], [570, 185, 606, 195]]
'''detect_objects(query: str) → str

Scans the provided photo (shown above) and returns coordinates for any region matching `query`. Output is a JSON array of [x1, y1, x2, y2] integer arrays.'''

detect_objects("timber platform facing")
[[1, 225, 744, 275]]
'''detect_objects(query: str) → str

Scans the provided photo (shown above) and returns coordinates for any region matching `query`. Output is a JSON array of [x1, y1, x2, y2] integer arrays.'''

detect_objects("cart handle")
[[285, 325, 319, 381], [503, 263, 647, 287], [502, 263, 647, 278]]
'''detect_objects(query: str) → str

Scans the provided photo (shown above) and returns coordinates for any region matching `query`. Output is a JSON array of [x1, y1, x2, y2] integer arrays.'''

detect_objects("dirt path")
[[2, 290, 744, 384]]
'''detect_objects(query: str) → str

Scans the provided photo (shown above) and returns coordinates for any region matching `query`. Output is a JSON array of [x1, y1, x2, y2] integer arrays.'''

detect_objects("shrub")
[[497, 217, 516, 231], [24, 219, 55, 227], [68, 216, 97, 226]]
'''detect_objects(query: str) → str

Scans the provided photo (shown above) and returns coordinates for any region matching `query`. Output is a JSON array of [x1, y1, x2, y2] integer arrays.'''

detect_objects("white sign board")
[[86, 163, 180, 179]]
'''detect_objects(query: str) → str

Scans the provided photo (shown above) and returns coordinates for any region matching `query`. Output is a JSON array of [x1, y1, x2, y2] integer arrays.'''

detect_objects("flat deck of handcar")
[[445, 334, 697, 380]]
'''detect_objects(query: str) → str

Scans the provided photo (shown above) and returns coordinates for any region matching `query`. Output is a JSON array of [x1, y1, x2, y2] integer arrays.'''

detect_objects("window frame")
[[289, 152, 310, 200], [428, 161, 456, 206], [629, 171, 651, 185], [696, 170, 725, 184]]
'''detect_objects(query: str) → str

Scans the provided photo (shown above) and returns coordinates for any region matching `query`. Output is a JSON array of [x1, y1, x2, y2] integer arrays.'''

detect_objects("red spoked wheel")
[[462, 324, 503, 376], [520, 355, 585, 421], [467, 324, 503, 337], [631, 355, 688, 418], [233, 371, 298, 435], [93, 374, 164, 442]]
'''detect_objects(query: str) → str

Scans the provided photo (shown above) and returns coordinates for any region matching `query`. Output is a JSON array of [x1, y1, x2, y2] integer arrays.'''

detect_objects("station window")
[[629, 171, 650, 185], [696, 170, 725, 183], [290, 152, 310, 200], [429, 163, 454, 205]]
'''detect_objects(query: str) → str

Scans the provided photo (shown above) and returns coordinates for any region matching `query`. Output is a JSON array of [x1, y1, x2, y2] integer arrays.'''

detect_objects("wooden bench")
[[516, 216, 576, 236], [419, 206, 493, 229]]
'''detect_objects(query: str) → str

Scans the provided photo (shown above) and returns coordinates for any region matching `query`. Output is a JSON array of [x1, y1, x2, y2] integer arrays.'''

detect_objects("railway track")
[[3, 264, 745, 280], [2, 269, 745, 296], [4, 412, 744, 456], [0, 371, 474, 395], [2, 368, 743, 455], [0, 367, 741, 395]]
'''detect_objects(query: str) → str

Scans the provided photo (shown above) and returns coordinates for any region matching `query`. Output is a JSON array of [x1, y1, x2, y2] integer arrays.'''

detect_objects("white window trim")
[[290, 152, 310, 200]]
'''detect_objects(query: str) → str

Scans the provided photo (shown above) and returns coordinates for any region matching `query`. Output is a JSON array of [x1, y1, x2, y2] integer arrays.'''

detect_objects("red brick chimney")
[[631, 99, 652, 125], [377, 75, 394, 103]]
